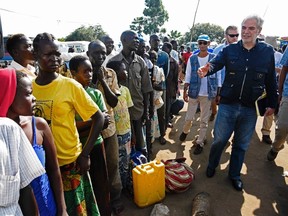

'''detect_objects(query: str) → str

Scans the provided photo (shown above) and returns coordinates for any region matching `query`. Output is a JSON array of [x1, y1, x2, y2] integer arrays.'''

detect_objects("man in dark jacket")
[[198, 14, 278, 191]]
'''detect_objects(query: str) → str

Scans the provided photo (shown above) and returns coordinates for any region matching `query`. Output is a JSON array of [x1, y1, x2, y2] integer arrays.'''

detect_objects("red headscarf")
[[0, 68, 16, 117]]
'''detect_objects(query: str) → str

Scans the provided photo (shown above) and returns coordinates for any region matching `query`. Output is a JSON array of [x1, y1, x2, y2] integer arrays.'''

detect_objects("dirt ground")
[[121, 88, 288, 216]]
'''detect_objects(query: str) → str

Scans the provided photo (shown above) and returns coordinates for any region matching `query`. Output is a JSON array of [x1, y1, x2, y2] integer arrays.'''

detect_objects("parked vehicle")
[[60, 41, 90, 53], [186, 42, 198, 52], [0, 36, 13, 68], [279, 36, 288, 50]]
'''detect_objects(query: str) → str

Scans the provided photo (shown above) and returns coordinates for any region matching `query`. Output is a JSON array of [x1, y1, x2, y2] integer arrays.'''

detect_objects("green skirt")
[[60, 162, 100, 216]]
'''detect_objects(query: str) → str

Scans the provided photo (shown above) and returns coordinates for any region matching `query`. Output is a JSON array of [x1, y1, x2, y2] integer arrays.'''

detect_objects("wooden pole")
[[190, 0, 201, 42]]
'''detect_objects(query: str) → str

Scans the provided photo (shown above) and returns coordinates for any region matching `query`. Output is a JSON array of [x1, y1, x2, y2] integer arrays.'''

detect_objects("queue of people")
[[0, 13, 287, 216]]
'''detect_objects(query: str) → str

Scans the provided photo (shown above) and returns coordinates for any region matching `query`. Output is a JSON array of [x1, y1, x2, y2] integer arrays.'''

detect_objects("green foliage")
[[180, 23, 224, 45], [57, 37, 66, 42], [65, 25, 106, 41], [130, 0, 169, 35], [130, 17, 147, 35], [168, 30, 182, 40]]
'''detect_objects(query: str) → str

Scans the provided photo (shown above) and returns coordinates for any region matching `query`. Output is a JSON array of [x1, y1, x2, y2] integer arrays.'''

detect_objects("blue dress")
[[30, 116, 57, 216]]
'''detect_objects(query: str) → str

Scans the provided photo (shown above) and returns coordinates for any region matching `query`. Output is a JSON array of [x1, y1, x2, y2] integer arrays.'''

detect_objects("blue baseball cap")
[[197, 34, 210, 41]]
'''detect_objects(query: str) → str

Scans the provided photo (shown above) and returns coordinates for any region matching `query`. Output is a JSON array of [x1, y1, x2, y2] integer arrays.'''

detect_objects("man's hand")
[[215, 95, 221, 105], [197, 63, 210, 78], [103, 112, 111, 129], [183, 90, 189, 103], [264, 107, 275, 116], [97, 66, 105, 81]]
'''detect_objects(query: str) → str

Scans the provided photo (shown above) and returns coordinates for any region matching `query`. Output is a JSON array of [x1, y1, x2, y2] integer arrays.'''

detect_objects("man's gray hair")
[[242, 14, 264, 29]]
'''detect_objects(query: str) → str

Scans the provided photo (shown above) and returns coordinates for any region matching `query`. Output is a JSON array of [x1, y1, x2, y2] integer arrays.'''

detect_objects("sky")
[[1, 0, 287, 45]]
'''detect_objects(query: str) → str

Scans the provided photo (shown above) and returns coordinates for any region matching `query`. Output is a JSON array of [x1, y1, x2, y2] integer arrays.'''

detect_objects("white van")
[[61, 41, 90, 53], [58, 41, 89, 63]]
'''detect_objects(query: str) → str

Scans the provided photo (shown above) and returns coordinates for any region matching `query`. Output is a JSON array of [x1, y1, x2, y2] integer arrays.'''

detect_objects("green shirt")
[[75, 87, 107, 145]]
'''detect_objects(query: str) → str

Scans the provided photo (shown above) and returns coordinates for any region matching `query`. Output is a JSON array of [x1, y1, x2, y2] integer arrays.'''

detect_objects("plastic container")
[[132, 160, 165, 207]]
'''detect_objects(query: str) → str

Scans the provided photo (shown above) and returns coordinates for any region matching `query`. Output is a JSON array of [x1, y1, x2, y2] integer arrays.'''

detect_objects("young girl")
[[8, 71, 67, 216], [32, 32, 104, 215], [70, 55, 111, 216], [106, 60, 134, 190], [0, 68, 45, 216], [148, 50, 165, 142]]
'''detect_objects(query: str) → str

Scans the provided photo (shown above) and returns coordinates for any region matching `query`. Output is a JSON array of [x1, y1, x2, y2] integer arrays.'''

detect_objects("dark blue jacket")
[[207, 40, 278, 108]]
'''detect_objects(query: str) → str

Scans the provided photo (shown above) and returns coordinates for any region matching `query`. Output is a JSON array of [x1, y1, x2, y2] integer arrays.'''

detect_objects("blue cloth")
[[188, 53, 218, 100], [213, 43, 226, 84], [170, 99, 184, 115], [207, 103, 257, 180], [117, 131, 131, 189], [193, 48, 214, 55], [280, 48, 288, 97], [30, 116, 57, 216], [157, 50, 170, 89], [208, 40, 278, 108]]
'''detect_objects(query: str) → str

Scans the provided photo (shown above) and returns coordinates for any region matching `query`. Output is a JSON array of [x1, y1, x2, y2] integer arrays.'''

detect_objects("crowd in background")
[[1, 13, 288, 216]]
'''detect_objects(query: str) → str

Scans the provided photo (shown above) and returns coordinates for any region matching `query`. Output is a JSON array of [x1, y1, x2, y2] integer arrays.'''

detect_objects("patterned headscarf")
[[0, 68, 16, 117]]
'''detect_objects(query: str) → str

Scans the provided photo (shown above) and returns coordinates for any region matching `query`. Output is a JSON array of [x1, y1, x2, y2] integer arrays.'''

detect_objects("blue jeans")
[[208, 103, 257, 180]]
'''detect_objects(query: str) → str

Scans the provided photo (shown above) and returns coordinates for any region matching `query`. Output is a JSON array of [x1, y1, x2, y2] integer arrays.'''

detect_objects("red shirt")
[[182, 51, 192, 65]]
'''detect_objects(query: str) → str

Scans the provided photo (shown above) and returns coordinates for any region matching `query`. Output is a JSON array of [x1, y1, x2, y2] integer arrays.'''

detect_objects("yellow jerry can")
[[132, 160, 165, 207]]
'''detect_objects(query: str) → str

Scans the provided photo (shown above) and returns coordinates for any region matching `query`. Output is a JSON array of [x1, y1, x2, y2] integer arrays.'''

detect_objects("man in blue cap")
[[179, 34, 221, 155]]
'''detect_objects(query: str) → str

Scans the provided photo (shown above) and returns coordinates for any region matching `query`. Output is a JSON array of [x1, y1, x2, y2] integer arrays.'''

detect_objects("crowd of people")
[[0, 13, 288, 215]]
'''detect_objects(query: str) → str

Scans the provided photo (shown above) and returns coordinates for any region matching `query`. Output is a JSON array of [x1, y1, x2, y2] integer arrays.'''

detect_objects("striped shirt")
[[0, 118, 45, 215]]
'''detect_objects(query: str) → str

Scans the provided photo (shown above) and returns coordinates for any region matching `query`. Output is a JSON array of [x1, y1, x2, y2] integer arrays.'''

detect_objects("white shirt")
[[274, 51, 283, 69], [8, 61, 36, 80], [198, 56, 209, 96], [170, 50, 179, 64], [0, 118, 45, 216]]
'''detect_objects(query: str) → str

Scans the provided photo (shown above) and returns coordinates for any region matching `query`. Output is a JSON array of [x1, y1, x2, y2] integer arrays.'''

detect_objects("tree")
[[130, 0, 169, 35], [65, 25, 106, 41], [130, 17, 147, 35], [180, 23, 224, 45], [168, 30, 182, 40]]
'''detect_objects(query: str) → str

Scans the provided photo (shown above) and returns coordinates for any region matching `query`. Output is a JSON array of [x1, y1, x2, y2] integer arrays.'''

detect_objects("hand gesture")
[[198, 63, 210, 78], [97, 66, 105, 81]]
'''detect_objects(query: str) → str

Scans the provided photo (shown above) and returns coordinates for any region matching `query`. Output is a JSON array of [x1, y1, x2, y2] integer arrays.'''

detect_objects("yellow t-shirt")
[[32, 75, 99, 166]]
